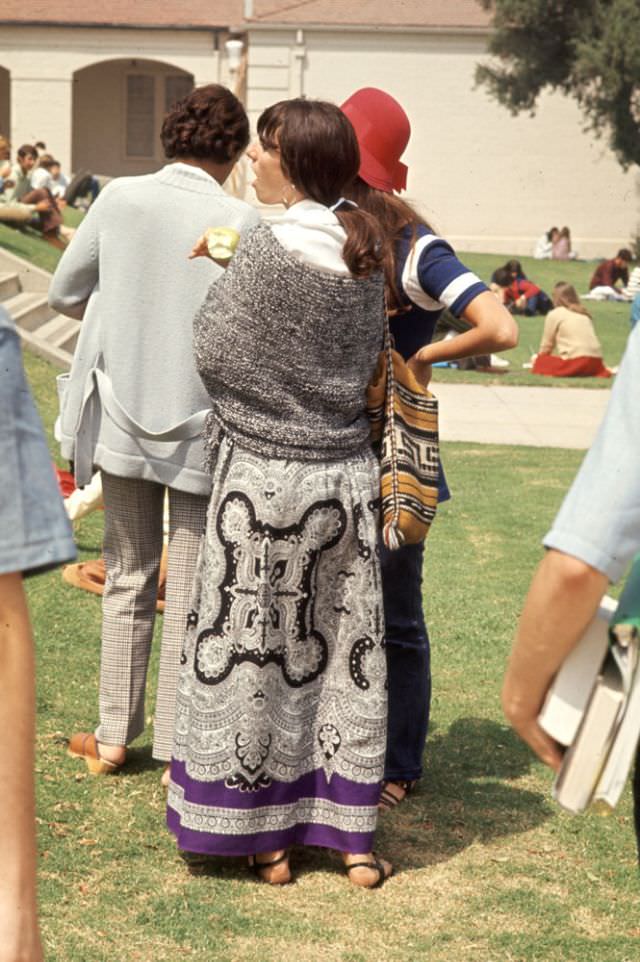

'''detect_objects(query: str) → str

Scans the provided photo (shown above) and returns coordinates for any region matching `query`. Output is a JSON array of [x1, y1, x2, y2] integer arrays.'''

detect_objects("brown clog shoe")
[[67, 732, 123, 775]]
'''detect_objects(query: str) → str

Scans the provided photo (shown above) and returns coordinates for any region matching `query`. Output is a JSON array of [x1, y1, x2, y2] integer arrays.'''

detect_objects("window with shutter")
[[165, 75, 193, 113], [126, 75, 155, 158]]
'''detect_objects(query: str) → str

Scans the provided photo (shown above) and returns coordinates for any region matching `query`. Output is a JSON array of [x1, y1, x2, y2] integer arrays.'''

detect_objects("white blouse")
[[270, 199, 350, 276]]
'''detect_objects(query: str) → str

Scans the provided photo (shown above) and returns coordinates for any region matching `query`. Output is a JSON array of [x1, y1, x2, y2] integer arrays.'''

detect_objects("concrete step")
[[0, 271, 20, 301], [0, 248, 50, 294], [35, 313, 80, 352], [2, 290, 54, 331], [17, 326, 74, 370], [0, 247, 73, 369]]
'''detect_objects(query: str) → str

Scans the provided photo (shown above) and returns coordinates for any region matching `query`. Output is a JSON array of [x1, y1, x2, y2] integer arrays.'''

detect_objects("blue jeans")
[[0, 307, 76, 576], [380, 540, 430, 781]]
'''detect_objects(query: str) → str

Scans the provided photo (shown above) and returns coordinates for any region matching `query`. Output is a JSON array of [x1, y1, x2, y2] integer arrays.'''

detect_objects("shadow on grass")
[[161, 718, 551, 886], [376, 716, 552, 871], [123, 745, 164, 778]]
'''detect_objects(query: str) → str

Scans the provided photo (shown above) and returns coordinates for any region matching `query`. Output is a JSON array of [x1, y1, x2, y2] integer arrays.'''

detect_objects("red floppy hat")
[[341, 87, 410, 193]]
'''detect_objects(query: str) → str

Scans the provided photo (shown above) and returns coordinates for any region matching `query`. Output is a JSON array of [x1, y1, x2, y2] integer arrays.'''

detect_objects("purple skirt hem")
[[166, 805, 375, 856]]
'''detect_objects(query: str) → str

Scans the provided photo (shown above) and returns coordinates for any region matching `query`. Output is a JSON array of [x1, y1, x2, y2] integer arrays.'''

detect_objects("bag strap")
[[382, 295, 403, 550]]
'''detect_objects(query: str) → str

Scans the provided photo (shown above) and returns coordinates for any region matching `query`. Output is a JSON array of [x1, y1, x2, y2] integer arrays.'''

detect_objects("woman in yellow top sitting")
[[532, 282, 612, 377]]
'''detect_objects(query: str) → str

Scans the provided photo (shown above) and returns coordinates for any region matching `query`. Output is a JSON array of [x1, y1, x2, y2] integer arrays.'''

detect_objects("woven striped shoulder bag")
[[366, 310, 440, 549]]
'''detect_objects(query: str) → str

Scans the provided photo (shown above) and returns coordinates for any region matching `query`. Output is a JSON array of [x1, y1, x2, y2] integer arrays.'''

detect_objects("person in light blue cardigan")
[[49, 84, 259, 779]]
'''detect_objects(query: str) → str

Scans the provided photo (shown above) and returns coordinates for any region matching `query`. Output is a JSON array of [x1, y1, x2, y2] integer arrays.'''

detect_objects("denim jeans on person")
[[380, 540, 430, 782], [0, 305, 76, 576]]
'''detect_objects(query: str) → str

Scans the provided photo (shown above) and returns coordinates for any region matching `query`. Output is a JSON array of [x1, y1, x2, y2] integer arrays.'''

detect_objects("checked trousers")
[[95, 472, 208, 761]]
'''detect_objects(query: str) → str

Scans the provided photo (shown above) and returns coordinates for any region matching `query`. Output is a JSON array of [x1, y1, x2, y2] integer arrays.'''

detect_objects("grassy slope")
[[23, 350, 640, 962], [0, 207, 84, 273]]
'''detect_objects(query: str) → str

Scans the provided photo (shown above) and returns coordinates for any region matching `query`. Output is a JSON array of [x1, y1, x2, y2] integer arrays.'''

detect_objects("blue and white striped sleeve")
[[401, 233, 487, 317]]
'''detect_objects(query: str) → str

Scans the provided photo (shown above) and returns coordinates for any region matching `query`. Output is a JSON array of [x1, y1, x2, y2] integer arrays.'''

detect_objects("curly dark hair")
[[161, 84, 249, 164]]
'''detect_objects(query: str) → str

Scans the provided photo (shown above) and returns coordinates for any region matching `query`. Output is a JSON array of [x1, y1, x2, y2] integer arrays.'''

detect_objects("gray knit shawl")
[[194, 223, 384, 461]]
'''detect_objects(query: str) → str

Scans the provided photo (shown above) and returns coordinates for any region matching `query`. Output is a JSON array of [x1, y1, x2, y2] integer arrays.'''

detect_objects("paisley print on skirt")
[[167, 428, 386, 855]]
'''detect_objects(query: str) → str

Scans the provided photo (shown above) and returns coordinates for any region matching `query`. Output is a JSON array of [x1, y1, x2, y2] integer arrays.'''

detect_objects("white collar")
[[280, 198, 341, 225], [270, 198, 350, 276], [168, 162, 218, 183]]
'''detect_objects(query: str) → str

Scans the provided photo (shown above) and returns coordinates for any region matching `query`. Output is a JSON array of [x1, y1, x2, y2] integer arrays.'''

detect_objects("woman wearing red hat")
[[341, 88, 518, 810]]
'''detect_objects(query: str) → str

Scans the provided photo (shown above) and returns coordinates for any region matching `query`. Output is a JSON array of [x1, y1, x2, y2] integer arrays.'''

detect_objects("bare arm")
[[0, 573, 44, 962], [502, 549, 608, 770], [412, 291, 518, 368]]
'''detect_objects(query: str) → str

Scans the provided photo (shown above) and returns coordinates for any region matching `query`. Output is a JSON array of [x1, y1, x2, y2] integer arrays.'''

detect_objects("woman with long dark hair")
[[341, 88, 518, 810], [168, 99, 392, 887]]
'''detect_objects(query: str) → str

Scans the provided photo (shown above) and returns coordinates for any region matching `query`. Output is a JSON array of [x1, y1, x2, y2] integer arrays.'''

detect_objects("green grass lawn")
[[22, 349, 640, 962], [432, 252, 632, 389], [0, 207, 84, 273]]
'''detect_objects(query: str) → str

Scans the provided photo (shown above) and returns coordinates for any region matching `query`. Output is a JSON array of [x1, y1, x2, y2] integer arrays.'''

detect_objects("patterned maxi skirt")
[[167, 429, 386, 855]]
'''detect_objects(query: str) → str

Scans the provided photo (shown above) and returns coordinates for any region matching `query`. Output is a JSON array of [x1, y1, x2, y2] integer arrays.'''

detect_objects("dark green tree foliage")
[[476, 0, 640, 168]]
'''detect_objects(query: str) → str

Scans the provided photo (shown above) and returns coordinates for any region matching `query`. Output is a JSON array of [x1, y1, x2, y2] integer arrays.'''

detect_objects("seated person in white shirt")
[[30, 153, 55, 192], [49, 160, 69, 200], [534, 226, 559, 259]]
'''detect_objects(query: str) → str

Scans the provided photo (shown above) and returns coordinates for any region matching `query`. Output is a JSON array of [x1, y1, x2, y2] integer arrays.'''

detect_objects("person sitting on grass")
[[552, 226, 576, 260], [1, 144, 68, 247], [533, 226, 559, 259], [0, 139, 51, 229], [586, 248, 632, 300], [493, 267, 553, 316], [531, 282, 611, 378], [622, 263, 640, 301], [490, 258, 526, 285], [48, 159, 69, 200]]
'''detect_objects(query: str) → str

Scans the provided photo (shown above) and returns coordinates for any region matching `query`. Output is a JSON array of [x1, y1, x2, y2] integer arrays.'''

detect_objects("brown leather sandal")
[[67, 732, 123, 775], [248, 850, 291, 885], [378, 779, 418, 811], [344, 853, 393, 889]]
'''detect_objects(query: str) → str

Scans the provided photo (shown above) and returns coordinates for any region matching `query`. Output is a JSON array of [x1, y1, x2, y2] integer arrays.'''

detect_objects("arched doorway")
[[72, 58, 193, 177], [0, 66, 10, 141]]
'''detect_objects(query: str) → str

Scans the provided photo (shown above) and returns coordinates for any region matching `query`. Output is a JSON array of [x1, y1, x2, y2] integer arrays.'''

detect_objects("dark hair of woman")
[[161, 84, 250, 165], [343, 175, 433, 311], [493, 267, 513, 288], [257, 99, 384, 278], [504, 258, 524, 276], [37, 154, 56, 169], [17, 144, 38, 160]]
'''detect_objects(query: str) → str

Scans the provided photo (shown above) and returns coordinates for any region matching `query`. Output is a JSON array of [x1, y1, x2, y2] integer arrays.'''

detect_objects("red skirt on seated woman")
[[532, 354, 612, 378]]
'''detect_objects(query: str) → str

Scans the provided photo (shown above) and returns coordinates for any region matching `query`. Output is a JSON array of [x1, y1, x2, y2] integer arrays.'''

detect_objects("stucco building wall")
[[247, 27, 639, 257], [1, 21, 638, 257], [0, 25, 222, 174]]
